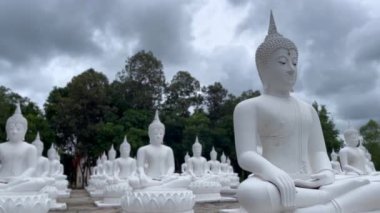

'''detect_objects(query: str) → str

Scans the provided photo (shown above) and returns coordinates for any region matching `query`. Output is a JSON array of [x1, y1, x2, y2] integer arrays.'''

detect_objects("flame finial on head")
[[32, 132, 43, 147], [192, 136, 202, 149], [149, 110, 165, 132], [120, 135, 131, 152]]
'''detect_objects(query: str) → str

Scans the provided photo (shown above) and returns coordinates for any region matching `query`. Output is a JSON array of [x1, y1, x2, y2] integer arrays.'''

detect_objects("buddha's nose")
[[287, 69, 295, 75]]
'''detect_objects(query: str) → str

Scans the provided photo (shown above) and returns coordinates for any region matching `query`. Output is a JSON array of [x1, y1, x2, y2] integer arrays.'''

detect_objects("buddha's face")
[[149, 127, 164, 145], [331, 153, 338, 161], [109, 152, 116, 160], [185, 155, 190, 162], [262, 48, 297, 93], [221, 155, 226, 163], [193, 146, 202, 157], [48, 151, 55, 161], [120, 147, 130, 158], [345, 131, 359, 147], [6, 121, 26, 142]]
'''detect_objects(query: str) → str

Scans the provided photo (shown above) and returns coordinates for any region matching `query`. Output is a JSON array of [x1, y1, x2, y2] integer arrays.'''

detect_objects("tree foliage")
[[360, 120, 380, 170]]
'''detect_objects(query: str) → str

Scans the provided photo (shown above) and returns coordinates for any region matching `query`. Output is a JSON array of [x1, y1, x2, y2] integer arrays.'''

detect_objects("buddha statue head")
[[96, 157, 101, 166], [47, 144, 57, 161], [255, 11, 298, 94], [32, 132, 44, 156], [108, 144, 116, 161], [120, 136, 131, 158], [148, 110, 165, 146], [184, 152, 190, 163], [210, 146, 217, 161], [221, 152, 227, 163], [192, 136, 202, 157], [343, 127, 360, 147], [331, 150, 338, 161], [6, 103, 28, 142], [101, 152, 107, 163]]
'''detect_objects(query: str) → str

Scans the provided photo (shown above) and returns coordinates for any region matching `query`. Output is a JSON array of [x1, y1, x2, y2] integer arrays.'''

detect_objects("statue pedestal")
[[121, 189, 195, 213], [94, 182, 131, 207], [0, 192, 50, 213], [188, 180, 222, 202], [41, 185, 67, 210]]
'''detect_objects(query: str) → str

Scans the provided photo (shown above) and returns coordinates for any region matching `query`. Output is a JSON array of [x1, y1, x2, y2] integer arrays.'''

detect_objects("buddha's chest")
[[257, 99, 312, 140], [146, 149, 167, 163]]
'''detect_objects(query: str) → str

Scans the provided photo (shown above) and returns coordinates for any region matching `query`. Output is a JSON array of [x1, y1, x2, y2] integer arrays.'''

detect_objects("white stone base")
[[94, 198, 121, 208], [220, 188, 237, 195], [89, 190, 103, 198], [121, 189, 195, 213], [50, 202, 67, 210], [219, 208, 245, 213], [195, 196, 237, 203], [0, 192, 50, 213], [57, 190, 71, 198]]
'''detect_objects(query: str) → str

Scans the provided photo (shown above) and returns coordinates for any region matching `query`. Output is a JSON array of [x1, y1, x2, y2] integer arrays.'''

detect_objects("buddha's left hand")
[[295, 170, 334, 189]]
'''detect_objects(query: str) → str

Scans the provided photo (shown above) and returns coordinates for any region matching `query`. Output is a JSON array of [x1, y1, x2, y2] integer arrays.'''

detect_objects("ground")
[[49, 189, 240, 213]]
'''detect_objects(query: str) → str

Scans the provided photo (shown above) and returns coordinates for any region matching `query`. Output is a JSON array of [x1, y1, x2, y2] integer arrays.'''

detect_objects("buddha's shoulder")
[[234, 96, 266, 113]]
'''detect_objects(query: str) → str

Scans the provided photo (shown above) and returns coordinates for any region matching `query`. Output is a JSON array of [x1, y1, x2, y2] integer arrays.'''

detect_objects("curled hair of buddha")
[[255, 11, 298, 82], [6, 103, 28, 131]]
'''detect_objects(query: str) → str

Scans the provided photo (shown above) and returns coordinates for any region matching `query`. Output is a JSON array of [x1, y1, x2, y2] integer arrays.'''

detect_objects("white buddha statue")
[[187, 137, 209, 179], [207, 147, 221, 175], [220, 152, 229, 173], [233, 12, 380, 213], [181, 152, 190, 174], [330, 151, 343, 175], [129, 110, 191, 190], [47, 144, 65, 178], [104, 145, 117, 179], [114, 136, 136, 181], [339, 128, 367, 175], [32, 132, 50, 177], [0, 103, 48, 192]]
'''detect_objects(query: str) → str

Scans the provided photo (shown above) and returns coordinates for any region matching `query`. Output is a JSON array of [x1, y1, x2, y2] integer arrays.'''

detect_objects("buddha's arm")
[[20, 147, 38, 178], [308, 108, 334, 176], [234, 101, 296, 207], [166, 148, 175, 175], [234, 102, 281, 176], [131, 159, 137, 176], [136, 148, 147, 177], [187, 160, 196, 177]]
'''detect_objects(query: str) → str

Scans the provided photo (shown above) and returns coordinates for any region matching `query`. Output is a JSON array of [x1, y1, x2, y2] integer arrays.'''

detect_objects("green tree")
[[312, 102, 342, 155], [360, 120, 380, 170], [165, 71, 202, 117], [116, 50, 166, 110], [203, 82, 228, 121], [45, 69, 111, 187]]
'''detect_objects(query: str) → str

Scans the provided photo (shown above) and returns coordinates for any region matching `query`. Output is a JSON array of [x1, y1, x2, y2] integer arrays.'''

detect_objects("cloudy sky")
[[0, 0, 379, 133]]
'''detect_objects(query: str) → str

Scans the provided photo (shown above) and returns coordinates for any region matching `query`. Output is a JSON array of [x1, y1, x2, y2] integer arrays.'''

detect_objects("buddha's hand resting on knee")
[[261, 168, 296, 209], [295, 170, 334, 189]]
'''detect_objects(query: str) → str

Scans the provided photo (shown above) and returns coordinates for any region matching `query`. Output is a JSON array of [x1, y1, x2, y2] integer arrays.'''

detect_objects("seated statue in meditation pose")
[[207, 147, 221, 175], [187, 137, 210, 180], [233, 12, 380, 213], [330, 151, 343, 175], [339, 128, 367, 175], [114, 136, 136, 181], [0, 103, 48, 192], [220, 152, 229, 173], [129, 111, 191, 190], [181, 152, 190, 175], [104, 145, 117, 179]]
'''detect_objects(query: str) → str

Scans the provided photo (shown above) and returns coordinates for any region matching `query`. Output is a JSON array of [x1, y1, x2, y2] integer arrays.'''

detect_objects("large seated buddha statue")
[[129, 111, 191, 190], [207, 147, 221, 175], [330, 151, 343, 175], [233, 12, 380, 213], [0, 103, 50, 213], [114, 136, 136, 181], [0, 103, 48, 192]]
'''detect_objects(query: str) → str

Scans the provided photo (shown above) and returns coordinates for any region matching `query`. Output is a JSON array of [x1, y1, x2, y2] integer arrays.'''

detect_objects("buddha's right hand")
[[261, 168, 296, 209]]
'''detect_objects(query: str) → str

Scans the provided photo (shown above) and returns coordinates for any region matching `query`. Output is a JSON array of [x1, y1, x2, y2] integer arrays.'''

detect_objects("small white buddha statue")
[[104, 145, 117, 179], [233, 12, 380, 213], [187, 137, 209, 180], [181, 152, 190, 174], [114, 136, 136, 181], [129, 110, 191, 189], [339, 128, 367, 175], [330, 151, 342, 174], [220, 152, 229, 173], [207, 147, 221, 175], [32, 132, 50, 177]]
